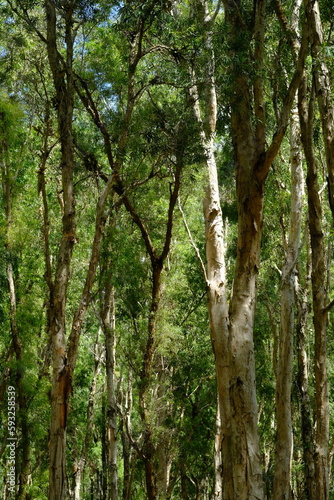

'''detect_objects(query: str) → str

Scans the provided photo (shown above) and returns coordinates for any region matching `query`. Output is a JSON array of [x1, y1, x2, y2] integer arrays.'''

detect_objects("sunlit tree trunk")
[[222, 4, 265, 497], [273, 103, 304, 500], [188, 3, 228, 496], [221, 0, 307, 495]]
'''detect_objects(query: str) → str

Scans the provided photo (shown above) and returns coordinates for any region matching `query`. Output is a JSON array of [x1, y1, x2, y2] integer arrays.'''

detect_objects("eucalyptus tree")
[[0, 93, 31, 500], [3, 0, 334, 499], [271, 1, 306, 497], [4, 1, 119, 498], [185, 2, 226, 497], [213, 1, 308, 497], [72, 2, 199, 497], [298, 76, 330, 500], [301, 2, 334, 496]]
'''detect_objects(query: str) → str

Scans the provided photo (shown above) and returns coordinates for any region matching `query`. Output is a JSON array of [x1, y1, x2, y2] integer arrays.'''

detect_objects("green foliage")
[[1, 1, 334, 498]]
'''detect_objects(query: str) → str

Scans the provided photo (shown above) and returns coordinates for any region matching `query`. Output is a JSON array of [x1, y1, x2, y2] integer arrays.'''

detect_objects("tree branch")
[[257, 16, 308, 180], [322, 298, 334, 315], [178, 197, 207, 282]]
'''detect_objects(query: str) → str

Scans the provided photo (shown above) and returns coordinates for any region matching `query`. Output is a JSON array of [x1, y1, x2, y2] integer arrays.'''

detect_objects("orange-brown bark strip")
[[44, 1, 76, 498]]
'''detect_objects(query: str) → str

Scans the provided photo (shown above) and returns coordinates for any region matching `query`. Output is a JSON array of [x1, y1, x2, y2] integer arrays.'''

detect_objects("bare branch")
[[322, 298, 334, 315], [257, 17, 308, 180], [178, 197, 207, 282]]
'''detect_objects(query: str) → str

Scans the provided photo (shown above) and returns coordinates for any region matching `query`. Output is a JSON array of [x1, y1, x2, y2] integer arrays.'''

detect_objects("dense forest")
[[1, 0, 334, 499]]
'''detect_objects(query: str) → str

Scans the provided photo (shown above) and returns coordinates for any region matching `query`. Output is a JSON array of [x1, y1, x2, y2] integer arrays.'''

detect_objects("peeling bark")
[[220, 1, 308, 497], [44, 1, 76, 497], [44, 2, 117, 497], [188, 3, 227, 496], [304, 0, 334, 221], [298, 77, 329, 500], [295, 264, 316, 500], [273, 103, 304, 500]]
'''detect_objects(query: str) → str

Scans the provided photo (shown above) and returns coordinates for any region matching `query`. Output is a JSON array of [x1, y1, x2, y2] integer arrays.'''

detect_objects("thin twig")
[[178, 197, 207, 282]]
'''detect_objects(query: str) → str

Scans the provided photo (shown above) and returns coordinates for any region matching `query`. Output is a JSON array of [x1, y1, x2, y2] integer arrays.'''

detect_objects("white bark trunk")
[[188, 5, 229, 492], [273, 105, 304, 500], [213, 399, 222, 500]]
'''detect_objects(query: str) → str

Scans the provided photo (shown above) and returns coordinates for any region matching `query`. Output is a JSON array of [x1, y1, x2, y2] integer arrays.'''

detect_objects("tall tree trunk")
[[304, 0, 334, 220], [44, 1, 76, 497], [188, 3, 228, 496], [1, 122, 30, 500], [220, 1, 307, 496], [298, 78, 330, 500], [302, 4, 334, 492], [139, 264, 163, 500], [273, 102, 304, 500], [227, 171, 264, 500], [188, 1, 307, 497], [225, 10, 265, 492], [72, 334, 103, 500], [100, 283, 118, 500], [120, 371, 134, 500], [295, 263, 316, 500], [44, 3, 117, 495]]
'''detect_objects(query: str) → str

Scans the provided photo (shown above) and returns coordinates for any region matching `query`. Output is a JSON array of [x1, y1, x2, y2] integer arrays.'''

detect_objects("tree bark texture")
[[44, 2, 119, 496], [220, 1, 308, 496], [100, 283, 119, 500], [273, 104, 304, 500], [295, 265, 316, 500], [188, 4, 228, 496], [298, 78, 329, 500], [224, 10, 265, 495], [304, 0, 334, 221], [45, 1, 76, 497]]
